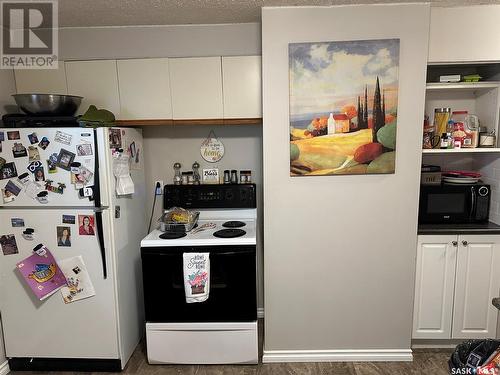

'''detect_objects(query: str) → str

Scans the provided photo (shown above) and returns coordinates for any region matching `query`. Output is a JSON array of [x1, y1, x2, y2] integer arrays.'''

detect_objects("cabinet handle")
[[452, 241, 458, 247], [462, 240, 468, 246]]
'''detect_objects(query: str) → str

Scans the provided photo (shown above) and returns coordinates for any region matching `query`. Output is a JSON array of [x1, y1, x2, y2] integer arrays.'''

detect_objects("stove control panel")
[[164, 184, 256, 209]]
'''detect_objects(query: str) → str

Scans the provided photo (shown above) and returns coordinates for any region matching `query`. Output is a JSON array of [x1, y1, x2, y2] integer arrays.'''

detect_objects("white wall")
[[262, 4, 430, 356]]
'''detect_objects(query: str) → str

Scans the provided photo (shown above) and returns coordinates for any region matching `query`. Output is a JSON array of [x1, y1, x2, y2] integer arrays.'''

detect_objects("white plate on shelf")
[[442, 177, 480, 184]]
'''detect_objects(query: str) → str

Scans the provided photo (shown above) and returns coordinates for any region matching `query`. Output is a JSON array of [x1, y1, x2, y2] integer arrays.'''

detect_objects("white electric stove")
[[140, 184, 258, 365]]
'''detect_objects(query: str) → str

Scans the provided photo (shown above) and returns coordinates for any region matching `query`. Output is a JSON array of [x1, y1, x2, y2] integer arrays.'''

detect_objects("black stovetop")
[[2, 114, 79, 128]]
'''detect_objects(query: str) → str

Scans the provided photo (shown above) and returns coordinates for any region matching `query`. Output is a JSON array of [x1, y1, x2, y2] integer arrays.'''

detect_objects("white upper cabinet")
[[429, 5, 500, 64], [65, 60, 121, 116], [14, 63, 67, 94], [169, 57, 223, 119], [222, 56, 262, 119], [117, 58, 172, 120]]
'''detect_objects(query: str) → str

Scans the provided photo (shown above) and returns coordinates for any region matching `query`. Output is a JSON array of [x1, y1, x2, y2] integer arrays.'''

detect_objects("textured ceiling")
[[59, 0, 499, 27]]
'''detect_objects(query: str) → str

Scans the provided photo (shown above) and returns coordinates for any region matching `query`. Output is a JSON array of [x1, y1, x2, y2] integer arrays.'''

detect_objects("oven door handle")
[[470, 186, 476, 219]]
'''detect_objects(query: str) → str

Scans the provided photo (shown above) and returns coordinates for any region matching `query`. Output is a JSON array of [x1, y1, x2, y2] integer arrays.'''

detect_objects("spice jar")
[[240, 170, 252, 183], [230, 170, 238, 184], [181, 172, 189, 185], [223, 170, 231, 184]]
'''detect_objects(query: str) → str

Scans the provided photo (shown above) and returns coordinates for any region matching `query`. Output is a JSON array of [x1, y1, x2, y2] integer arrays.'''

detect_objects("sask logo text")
[[1, 0, 58, 69]]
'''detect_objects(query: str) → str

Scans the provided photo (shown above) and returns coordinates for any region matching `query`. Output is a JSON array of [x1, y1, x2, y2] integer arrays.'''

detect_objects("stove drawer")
[[146, 322, 258, 364], [141, 245, 257, 322]]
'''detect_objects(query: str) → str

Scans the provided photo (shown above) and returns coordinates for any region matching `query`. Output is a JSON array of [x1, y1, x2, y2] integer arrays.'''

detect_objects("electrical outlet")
[[154, 180, 163, 195]]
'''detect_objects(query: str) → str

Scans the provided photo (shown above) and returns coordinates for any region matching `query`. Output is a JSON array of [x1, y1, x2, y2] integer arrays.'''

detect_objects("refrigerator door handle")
[[95, 210, 107, 279], [93, 129, 102, 208]]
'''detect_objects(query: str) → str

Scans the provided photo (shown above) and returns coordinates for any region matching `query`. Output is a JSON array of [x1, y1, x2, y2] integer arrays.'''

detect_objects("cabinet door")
[[169, 57, 223, 119], [429, 6, 500, 63], [452, 235, 500, 339], [117, 58, 172, 120], [412, 235, 457, 339], [222, 56, 262, 119], [65, 60, 120, 116], [14, 63, 67, 94]]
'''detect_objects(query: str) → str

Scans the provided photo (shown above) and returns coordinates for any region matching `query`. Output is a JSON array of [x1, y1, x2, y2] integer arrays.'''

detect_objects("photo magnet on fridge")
[[28, 146, 40, 161], [0, 234, 19, 255], [57, 226, 71, 247], [47, 153, 58, 174], [12, 143, 27, 158], [78, 215, 95, 235], [38, 137, 50, 150], [5, 180, 21, 196], [2, 189, 15, 203], [0, 132, 4, 141], [109, 128, 122, 149], [76, 143, 92, 156], [7, 131, 20, 140], [34, 166, 45, 182], [11, 218, 25, 227], [1, 162, 18, 180], [56, 149, 76, 171], [28, 132, 39, 144]]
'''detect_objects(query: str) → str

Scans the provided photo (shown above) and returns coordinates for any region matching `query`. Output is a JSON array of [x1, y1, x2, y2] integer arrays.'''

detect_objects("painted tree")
[[382, 90, 386, 125], [357, 96, 363, 129], [363, 85, 368, 129], [372, 76, 384, 142]]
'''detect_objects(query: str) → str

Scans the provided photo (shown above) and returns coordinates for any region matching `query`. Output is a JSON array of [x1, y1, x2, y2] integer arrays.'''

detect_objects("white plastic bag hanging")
[[113, 153, 134, 195]]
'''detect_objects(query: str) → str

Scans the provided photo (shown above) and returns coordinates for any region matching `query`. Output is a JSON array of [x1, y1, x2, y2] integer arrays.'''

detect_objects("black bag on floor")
[[449, 339, 500, 373]]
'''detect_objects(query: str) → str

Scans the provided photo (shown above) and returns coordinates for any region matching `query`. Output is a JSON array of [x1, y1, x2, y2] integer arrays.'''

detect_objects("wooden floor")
[[14, 321, 453, 374]]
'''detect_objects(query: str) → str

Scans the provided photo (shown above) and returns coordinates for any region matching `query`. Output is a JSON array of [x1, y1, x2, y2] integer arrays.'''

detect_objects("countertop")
[[418, 221, 500, 235], [493, 298, 500, 310]]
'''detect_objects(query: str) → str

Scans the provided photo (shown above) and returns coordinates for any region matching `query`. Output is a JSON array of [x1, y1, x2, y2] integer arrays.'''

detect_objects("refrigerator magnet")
[[70, 162, 81, 174], [12, 143, 27, 158], [34, 166, 45, 182], [18, 172, 30, 185], [27, 160, 42, 173], [109, 128, 122, 149], [76, 144, 92, 156], [38, 137, 50, 150], [11, 218, 25, 227], [45, 180, 65, 194], [33, 243, 47, 256], [56, 226, 71, 247], [2, 189, 15, 204], [28, 146, 40, 162], [62, 215, 76, 224], [0, 157, 5, 169], [56, 149, 76, 171], [22, 228, 35, 241], [36, 191, 48, 204], [7, 131, 20, 140], [24, 181, 43, 199], [1, 234, 19, 255], [28, 133, 38, 144], [47, 153, 58, 174], [5, 180, 21, 197], [78, 215, 95, 235], [0, 132, 4, 141], [0, 162, 18, 180], [54, 131, 72, 146]]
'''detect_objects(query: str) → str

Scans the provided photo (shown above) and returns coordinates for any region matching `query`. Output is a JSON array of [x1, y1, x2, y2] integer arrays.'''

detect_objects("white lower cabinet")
[[413, 234, 500, 340]]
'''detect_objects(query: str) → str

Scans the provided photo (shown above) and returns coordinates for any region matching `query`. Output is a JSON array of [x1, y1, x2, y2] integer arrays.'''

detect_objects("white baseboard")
[[257, 308, 264, 319], [0, 360, 10, 375], [262, 349, 413, 363]]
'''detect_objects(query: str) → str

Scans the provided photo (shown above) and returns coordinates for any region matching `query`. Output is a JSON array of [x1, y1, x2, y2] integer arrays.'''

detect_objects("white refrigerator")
[[0, 126, 146, 371]]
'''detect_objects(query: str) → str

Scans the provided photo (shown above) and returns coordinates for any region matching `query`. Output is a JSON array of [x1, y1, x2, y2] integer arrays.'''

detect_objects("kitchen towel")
[[183, 253, 210, 303], [113, 153, 134, 195]]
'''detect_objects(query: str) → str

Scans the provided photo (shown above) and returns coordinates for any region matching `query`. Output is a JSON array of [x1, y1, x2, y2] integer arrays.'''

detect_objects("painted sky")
[[289, 39, 400, 118]]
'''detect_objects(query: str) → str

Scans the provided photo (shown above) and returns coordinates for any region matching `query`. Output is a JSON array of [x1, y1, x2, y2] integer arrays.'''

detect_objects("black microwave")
[[419, 183, 491, 224]]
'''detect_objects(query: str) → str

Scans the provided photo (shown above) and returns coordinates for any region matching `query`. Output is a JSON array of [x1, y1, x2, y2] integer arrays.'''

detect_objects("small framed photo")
[[76, 143, 93, 156], [1, 162, 18, 180], [57, 149, 76, 171], [34, 166, 45, 182], [38, 137, 50, 150], [78, 215, 95, 236]]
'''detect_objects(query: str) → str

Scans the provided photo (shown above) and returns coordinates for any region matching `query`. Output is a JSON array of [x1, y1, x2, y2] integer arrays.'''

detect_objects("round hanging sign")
[[201, 133, 224, 163]]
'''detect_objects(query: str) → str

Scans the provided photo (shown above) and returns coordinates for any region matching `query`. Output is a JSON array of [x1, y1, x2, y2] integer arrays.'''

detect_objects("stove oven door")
[[141, 245, 257, 322]]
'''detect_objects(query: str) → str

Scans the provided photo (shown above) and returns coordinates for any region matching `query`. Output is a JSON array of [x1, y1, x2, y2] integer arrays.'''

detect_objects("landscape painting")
[[289, 39, 400, 176]]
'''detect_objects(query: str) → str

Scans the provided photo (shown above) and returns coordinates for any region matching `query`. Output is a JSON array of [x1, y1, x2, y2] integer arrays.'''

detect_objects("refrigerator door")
[[0, 128, 99, 207], [0, 208, 119, 359], [98, 127, 146, 367]]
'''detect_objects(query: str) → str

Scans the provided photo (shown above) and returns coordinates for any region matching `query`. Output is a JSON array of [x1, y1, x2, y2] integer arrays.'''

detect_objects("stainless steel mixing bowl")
[[12, 94, 83, 116]]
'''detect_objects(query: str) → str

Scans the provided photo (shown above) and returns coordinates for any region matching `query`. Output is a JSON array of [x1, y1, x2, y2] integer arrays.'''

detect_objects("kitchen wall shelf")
[[426, 82, 500, 91], [422, 148, 500, 154], [114, 118, 262, 127]]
